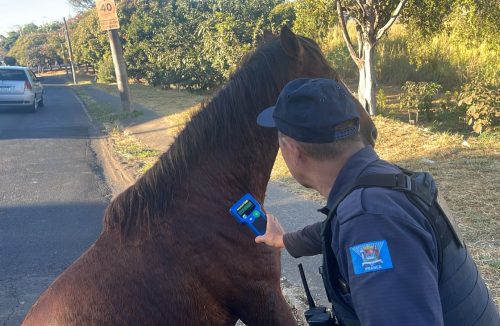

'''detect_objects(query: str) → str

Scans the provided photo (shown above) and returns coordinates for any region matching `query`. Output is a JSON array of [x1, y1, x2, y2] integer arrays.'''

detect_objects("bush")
[[400, 81, 441, 123], [435, 91, 468, 132], [97, 53, 116, 83], [377, 89, 388, 113], [459, 80, 499, 134]]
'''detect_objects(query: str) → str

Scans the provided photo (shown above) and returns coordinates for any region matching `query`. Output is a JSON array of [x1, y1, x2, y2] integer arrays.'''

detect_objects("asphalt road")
[[0, 76, 109, 325], [265, 184, 329, 309]]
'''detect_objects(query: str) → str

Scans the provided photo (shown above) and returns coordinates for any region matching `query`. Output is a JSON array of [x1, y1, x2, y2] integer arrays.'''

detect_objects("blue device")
[[229, 193, 267, 236]]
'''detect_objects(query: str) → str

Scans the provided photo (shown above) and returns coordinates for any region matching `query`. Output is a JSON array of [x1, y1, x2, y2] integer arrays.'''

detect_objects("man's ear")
[[280, 135, 302, 161], [280, 25, 301, 59]]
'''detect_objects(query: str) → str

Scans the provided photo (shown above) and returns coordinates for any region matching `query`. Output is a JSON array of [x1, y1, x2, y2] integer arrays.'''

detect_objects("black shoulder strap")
[[326, 173, 413, 221], [323, 170, 463, 281]]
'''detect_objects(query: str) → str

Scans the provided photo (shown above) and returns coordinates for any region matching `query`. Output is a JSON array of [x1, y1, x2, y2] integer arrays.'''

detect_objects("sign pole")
[[108, 29, 131, 112], [63, 17, 77, 85], [96, 0, 130, 113]]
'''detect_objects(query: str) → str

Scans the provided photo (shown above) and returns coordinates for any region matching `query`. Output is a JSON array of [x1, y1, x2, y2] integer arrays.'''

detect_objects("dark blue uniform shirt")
[[328, 146, 442, 325], [284, 146, 444, 325]]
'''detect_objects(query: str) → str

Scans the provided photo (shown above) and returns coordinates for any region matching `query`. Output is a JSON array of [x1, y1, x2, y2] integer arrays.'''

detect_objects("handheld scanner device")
[[229, 193, 267, 236]]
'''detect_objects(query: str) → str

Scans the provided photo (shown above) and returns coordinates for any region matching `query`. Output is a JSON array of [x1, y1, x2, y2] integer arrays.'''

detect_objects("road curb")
[[72, 88, 135, 197]]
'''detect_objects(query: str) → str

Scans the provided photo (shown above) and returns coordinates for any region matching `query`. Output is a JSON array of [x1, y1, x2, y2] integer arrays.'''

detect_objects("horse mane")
[[103, 36, 312, 236]]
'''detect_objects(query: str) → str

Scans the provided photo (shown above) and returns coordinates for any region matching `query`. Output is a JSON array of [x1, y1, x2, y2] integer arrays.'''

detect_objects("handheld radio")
[[229, 193, 267, 236], [298, 264, 337, 325]]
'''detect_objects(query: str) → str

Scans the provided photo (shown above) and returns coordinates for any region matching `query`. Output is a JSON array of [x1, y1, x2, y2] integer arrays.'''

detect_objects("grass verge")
[[74, 88, 141, 125], [109, 128, 162, 176], [95, 82, 205, 117], [73, 87, 157, 177]]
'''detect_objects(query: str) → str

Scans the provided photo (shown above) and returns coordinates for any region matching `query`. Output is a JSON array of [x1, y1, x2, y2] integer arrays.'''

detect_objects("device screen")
[[237, 199, 255, 218]]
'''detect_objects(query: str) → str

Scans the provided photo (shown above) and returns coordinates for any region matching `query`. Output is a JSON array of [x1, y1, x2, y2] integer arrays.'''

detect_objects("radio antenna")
[[298, 264, 316, 308]]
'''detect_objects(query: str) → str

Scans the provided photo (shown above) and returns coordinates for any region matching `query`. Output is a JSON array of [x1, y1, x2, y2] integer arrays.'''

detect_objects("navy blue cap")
[[257, 78, 359, 143]]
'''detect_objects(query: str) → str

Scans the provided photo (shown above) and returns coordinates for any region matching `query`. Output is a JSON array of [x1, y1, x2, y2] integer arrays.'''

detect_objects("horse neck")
[[171, 78, 280, 205], [103, 46, 290, 236]]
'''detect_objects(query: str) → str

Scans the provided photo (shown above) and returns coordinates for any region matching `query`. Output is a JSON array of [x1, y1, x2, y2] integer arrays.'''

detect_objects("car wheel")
[[29, 97, 39, 113]]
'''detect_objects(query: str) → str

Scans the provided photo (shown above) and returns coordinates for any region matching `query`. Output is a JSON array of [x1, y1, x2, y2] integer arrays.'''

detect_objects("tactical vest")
[[320, 169, 500, 326]]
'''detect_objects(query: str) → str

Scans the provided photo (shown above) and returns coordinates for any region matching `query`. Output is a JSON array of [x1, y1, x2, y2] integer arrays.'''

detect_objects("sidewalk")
[[77, 85, 330, 317], [78, 86, 176, 152]]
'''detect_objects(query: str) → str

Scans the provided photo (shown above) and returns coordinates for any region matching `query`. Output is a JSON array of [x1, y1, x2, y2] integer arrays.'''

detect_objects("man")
[[255, 78, 499, 325]]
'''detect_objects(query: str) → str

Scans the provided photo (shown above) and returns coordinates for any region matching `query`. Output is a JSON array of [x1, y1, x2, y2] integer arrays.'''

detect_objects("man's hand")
[[255, 214, 285, 249]]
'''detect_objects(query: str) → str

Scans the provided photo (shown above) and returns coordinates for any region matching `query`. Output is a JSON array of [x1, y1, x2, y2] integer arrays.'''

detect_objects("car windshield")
[[0, 69, 28, 81]]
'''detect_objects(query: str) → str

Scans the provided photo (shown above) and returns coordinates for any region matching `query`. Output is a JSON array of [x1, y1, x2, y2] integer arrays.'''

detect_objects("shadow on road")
[[0, 125, 93, 140], [0, 201, 106, 326]]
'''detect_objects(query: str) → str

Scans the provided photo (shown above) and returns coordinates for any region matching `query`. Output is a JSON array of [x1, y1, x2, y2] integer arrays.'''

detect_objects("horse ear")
[[280, 25, 300, 58], [257, 30, 275, 45], [263, 30, 275, 43]]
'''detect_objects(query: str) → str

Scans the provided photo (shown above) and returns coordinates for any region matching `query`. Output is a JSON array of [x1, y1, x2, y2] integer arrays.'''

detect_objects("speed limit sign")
[[96, 0, 120, 31]]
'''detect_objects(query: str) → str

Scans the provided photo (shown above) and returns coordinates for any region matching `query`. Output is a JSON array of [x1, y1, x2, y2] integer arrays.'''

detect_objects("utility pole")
[[108, 29, 131, 112], [63, 17, 77, 85], [96, 0, 131, 112]]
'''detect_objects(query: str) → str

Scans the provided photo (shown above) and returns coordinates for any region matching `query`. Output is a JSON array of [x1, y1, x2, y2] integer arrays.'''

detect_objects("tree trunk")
[[357, 42, 377, 116]]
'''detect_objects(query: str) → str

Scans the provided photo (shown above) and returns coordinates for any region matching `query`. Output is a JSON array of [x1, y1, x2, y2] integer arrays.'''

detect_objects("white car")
[[0, 66, 44, 112]]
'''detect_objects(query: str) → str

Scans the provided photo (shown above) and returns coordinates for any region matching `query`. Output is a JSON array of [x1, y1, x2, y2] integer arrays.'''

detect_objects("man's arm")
[[335, 210, 443, 326], [255, 215, 322, 258], [283, 222, 322, 258]]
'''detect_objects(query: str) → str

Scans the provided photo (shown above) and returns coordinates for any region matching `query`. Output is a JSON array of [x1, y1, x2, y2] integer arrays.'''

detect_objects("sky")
[[0, 0, 76, 36]]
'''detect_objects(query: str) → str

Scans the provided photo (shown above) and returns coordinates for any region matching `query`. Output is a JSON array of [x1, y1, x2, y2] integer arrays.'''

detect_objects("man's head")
[[257, 78, 365, 190]]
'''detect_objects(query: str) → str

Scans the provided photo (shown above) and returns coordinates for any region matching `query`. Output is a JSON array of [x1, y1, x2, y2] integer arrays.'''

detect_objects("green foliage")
[[18, 23, 39, 35], [269, 2, 296, 32], [68, 0, 94, 10], [97, 53, 116, 83], [293, 0, 336, 42], [322, 21, 499, 89], [322, 25, 358, 80], [0, 31, 20, 52], [448, 0, 499, 44], [400, 81, 442, 123], [3, 22, 65, 67], [71, 10, 109, 68], [401, 1, 499, 87], [8, 33, 48, 66], [377, 89, 387, 112], [199, 11, 253, 82], [435, 91, 468, 131], [403, 0, 454, 35], [123, 0, 218, 89], [375, 27, 414, 85], [459, 81, 499, 134], [119, 0, 283, 89]]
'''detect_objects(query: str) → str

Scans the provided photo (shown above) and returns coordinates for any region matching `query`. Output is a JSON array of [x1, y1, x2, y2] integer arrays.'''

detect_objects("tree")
[[269, 2, 296, 32], [0, 31, 20, 52], [402, 0, 454, 36], [18, 23, 39, 36], [293, 0, 337, 42], [41, 33, 65, 67], [68, 0, 95, 10], [336, 0, 407, 115], [198, 0, 284, 85], [7, 33, 48, 66], [71, 9, 109, 69]]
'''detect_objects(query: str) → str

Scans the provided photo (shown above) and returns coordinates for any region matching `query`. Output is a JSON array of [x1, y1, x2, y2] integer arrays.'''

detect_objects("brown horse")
[[23, 27, 376, 325]]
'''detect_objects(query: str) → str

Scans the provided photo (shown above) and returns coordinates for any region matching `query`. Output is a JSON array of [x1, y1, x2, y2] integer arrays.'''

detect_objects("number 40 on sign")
[[96, 0, 120, 31]]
